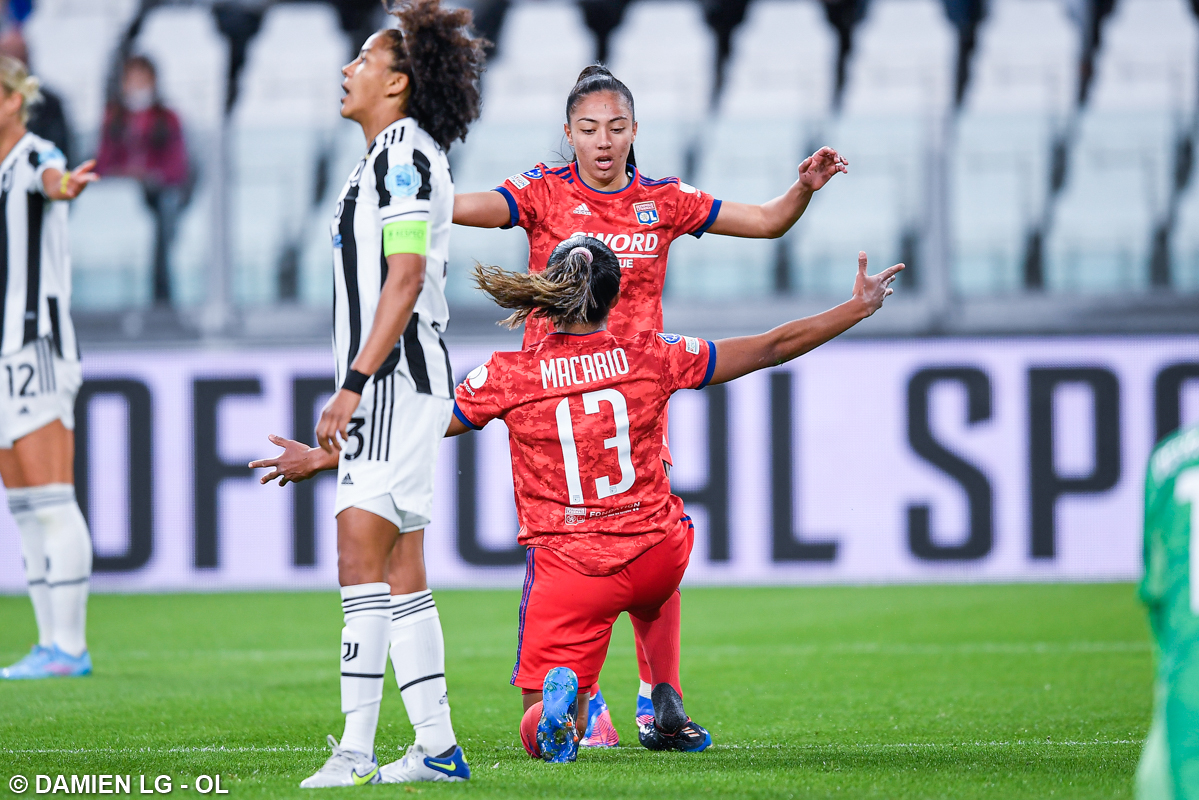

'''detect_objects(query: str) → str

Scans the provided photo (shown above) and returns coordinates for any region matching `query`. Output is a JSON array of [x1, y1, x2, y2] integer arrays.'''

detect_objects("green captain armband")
[[382, 220, 428, 257]]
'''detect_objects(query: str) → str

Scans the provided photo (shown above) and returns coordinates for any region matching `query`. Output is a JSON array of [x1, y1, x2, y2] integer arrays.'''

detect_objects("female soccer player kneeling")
[[447, 236, 902, 762]]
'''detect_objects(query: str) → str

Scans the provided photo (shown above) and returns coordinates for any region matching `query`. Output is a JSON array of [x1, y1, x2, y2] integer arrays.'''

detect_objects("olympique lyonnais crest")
[[633, 200, 659, 225], [565, 506, 586, 525]]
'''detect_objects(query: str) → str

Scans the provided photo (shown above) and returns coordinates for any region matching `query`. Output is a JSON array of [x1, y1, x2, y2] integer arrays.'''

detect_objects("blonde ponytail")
[[0, 56, 40, 124]]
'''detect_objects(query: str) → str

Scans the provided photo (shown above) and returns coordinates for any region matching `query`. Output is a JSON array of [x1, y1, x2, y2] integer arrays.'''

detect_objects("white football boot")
[[379, 743, 471, 782], [299, 735, 381, 788]]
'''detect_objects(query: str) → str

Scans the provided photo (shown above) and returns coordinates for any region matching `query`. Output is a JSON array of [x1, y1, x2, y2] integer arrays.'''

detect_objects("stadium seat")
[[669, 119, 807, 298], [964, 0, 1079, 120], [133, 6, 229, 133], [788, 117, 919, 294], [70, 178, 155, 310], [609, 0, 716, 180], [299, 120, 369, 308], [445, 224, 530, 307], [1044, 114, 1163, 292], [1088, 0, 1198, 119], [479, 0, 594, 124], [450, 123, 569, 193], [1171, 178, 1199, 291], [25, 11, 127, 151], [169, 179, 214, 309], [719, 0, 837, 120], [841, 0, 957, 117], [230, 3, 350, 306], [950, 114, 1055, 294]]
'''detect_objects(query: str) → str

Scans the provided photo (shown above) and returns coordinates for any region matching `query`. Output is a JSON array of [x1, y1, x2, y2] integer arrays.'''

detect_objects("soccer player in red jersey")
[[451, 236, 901, 761], [452, 65, 849, 744], [251, 235, 901, 762]]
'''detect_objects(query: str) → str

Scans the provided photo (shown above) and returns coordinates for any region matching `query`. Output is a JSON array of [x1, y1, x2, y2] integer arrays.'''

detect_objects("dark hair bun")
[[575, 64, 614, 83]]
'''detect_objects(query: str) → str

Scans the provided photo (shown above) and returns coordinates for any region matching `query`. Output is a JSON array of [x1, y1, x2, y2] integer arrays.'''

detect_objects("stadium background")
[[0, 0, 1195, 593]]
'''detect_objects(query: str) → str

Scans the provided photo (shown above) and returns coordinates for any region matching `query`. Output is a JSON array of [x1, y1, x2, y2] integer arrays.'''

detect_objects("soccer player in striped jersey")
[[253, 1, 484, 787], [451, 64, 848, 746], [450, 237, 900, 762], [0, 57, 99, 681], [252, 237, 902, 762]]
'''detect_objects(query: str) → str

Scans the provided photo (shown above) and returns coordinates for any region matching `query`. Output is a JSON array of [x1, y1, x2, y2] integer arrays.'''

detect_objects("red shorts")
[[511, 515, 694, 691]]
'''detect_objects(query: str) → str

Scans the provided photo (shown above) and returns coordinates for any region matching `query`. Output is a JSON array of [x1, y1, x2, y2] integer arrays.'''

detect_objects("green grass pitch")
[[0, 584, 1152, 799]]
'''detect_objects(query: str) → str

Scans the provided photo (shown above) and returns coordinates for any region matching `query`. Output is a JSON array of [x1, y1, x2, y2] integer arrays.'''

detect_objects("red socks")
[[631, 590, 683, 697]]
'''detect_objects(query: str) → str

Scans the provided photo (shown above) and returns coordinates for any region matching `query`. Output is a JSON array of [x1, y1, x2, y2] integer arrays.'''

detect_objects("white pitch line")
[[5, 740, 1141, 756]]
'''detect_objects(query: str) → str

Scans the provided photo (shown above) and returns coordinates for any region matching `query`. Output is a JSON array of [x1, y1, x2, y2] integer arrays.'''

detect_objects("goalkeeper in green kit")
[[1138, 423, 1199, 800]]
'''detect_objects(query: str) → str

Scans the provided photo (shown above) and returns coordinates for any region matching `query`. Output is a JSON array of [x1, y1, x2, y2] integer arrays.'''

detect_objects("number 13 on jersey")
[[555, 389, 636, 505]]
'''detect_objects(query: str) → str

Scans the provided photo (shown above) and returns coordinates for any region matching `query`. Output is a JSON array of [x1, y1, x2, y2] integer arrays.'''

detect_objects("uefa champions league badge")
[[385, 163, 420, 198], [633, 201, 658, 225], [658, 333, 683, 345]]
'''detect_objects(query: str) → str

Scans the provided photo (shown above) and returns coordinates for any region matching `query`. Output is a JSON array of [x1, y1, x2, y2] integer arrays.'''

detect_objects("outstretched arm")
[[709, 252, 902, 384], [705, 147, 847, 239], [250, 434, 338, 485], [453, 191, 512, 228], [42, 159, 98, 200]]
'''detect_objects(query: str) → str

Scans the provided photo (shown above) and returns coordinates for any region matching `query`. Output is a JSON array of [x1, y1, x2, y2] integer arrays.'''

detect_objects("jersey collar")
[[570, 161, 638, 196], [372, 117, 411, 151]]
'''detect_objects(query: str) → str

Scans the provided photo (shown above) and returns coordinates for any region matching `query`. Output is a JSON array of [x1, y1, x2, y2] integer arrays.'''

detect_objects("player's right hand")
[[853, 251, 904, 317], [316, 389, 360, 453], [250, 434, 335, 485]]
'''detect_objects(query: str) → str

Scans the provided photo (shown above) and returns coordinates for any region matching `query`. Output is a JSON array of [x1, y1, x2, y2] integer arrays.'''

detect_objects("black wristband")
[[342, 369, 370, 394]]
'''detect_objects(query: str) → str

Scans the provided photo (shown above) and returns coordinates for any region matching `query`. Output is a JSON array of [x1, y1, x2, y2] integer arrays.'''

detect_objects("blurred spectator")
[[0, 27, 70, 163], [95, 55, 189, 306]]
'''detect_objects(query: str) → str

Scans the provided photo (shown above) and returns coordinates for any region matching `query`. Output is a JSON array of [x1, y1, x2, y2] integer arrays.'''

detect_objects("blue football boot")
[[580, 686, 620, 747], [637, 684, 712, 753], [537, 666, 580, 763], [635, 692, 656, 736], [0, 644, 53, 679], [43, 646, 92, 677]]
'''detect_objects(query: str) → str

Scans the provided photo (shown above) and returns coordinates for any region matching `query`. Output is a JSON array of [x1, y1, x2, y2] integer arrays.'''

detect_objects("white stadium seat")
[[25, 11, 126, 151], [609, 0, 717, 179], [70, 178, 155, 310], [1088, 0, 1198, 118], [1171, 178, 1199, 291], [669, 119, 808, 298], [841, 0, 958, 117], [964, 0, 1080, 120], [1044, 114, 1164, 292], [230, 3, 349, 306], [479, 0, 595, 124], [720, 0, 837, 120], [951, 114, 1055, 293], [133, 6, 230, 133]]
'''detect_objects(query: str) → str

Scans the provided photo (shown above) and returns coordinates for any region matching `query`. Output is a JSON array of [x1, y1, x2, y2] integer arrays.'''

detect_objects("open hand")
[[797, 147, 848, 192], [853, 251, 904, 317], [59, 160, 98, 199], [249, 434, 336, 485]]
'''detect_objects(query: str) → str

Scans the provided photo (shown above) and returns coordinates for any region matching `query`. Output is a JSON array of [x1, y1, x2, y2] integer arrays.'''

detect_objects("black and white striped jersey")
[[0, 133, 76, 362], [331, 118, 453, 399]]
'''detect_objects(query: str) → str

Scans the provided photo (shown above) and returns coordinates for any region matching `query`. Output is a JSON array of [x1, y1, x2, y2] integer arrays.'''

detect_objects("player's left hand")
[[316, 388, 359, 453], [250, 434, 334, 485], [797, 147, 848, 192], [56, 160, 99, 199]]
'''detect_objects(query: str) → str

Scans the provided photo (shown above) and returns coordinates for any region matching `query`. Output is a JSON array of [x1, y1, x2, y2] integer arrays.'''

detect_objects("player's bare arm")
[[706, 146, 848, 239], [709, 252, 901, 384], [315, 251, 424, 453], [250, 434, 338, 485], [41, 159, 98, 201], [453, 191, 511, 228]]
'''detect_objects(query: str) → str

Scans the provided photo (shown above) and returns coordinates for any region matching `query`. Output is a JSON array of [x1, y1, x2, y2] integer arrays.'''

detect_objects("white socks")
[[639, 680, 653, 700], [389, 590, 457, 756], [24, 484, 91, 657], [339, 583, 391, 756], [9, 488, 53, 647]]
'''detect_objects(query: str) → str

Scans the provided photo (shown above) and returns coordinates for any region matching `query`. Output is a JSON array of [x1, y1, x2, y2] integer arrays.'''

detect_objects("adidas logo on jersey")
[[572, 203, 591, 216], [341, 474, 353, 485]]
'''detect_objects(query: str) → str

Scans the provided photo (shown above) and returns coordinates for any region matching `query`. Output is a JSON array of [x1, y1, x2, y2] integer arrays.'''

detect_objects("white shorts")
[[333, 371, 453, 532], [0, 337, 82, 448]]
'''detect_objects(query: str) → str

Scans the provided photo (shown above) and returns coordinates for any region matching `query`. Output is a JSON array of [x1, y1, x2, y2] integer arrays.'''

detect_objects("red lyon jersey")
[[495, 163, 721, 347], [453, 329, 716, 576]]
